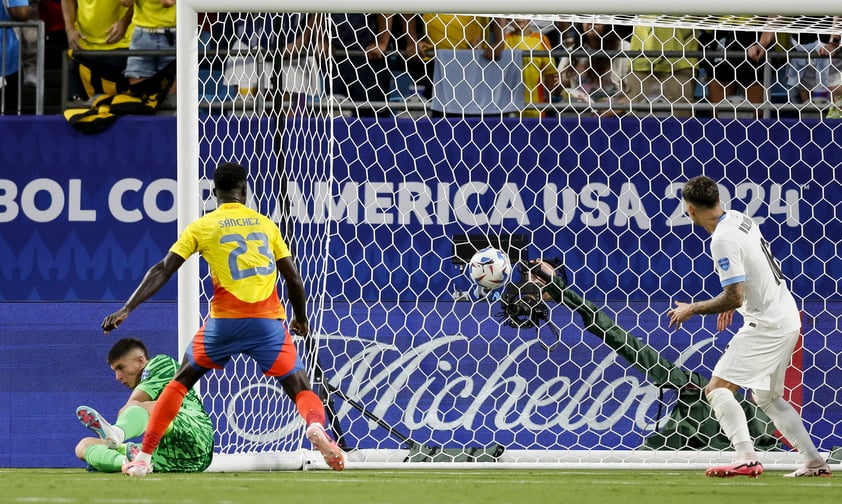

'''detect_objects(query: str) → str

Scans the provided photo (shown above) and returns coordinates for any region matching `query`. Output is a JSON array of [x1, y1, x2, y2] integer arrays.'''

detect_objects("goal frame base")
[[207, 449, 819, 472]]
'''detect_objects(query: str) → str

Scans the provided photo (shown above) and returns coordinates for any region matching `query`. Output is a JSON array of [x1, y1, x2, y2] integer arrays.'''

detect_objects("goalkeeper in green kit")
[[510, 259, 781, 453], [74, 338, 214, 473]]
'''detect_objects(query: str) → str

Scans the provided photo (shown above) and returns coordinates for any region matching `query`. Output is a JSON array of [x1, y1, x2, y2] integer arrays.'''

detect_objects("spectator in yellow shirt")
[[504, 18, 559, 118], [624, 23, 699, 117], [61, 0, 134, 99], [122, 0, 175, 87], [405, 14, 504, 102]]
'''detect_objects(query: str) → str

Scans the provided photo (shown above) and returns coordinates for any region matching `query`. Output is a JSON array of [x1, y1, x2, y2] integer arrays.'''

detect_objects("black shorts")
[[700, 30, 767, 86]]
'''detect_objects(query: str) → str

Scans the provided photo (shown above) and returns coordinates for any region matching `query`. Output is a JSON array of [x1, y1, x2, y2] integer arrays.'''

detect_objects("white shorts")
[[712, 324, 800, 394]]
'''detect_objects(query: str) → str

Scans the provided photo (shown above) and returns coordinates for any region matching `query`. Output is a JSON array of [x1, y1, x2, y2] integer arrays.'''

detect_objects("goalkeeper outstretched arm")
[[526, 260, 693, 388], [524, 260, 779, 450]]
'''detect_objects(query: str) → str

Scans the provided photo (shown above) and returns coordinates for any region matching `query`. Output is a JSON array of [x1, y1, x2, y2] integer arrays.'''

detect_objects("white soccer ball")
[[468, 247, 512, 291]]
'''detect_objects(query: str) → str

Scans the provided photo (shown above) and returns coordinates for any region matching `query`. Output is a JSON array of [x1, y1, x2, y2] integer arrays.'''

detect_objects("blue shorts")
[[186, 318, 305, 378], [125, 28, 176, 79]]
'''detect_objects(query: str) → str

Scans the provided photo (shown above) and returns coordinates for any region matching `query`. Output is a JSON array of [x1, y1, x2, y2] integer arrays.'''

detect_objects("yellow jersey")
[[504, 31, 557, 118], [133, 0, 176, 29], [630, 24, 698, 73], [423, 14, 491, 50], [170, 202, 291, 319], [75, 0, 134, 50]]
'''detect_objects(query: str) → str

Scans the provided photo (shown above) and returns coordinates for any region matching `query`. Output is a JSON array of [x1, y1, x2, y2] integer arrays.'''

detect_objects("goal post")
[[176, 4, 842, 471], [176, 4, 200, 374]]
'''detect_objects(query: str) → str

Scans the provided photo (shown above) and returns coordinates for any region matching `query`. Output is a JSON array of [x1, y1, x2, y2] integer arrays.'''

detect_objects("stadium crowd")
[[1, 10, 840, 118]]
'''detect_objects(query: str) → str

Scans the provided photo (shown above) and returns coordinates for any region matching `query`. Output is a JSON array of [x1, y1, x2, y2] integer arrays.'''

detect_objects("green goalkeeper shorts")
[[151, 408, 214, 472]]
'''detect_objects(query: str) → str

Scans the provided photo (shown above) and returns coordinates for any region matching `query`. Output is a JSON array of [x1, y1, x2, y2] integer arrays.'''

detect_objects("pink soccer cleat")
[[124, 442, 141, 462], [306, 423, 345, 471], [76, 405, 124, 449], [705, 460, 764, 478]]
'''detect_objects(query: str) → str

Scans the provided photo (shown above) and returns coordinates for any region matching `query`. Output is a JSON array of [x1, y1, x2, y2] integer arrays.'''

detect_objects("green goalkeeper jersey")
[[135, 354, 214, 472]]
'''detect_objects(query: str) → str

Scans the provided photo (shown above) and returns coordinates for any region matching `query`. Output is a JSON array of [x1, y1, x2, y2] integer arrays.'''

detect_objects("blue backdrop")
[[0, 115, 839, 467], [2, 116, 839, 303]]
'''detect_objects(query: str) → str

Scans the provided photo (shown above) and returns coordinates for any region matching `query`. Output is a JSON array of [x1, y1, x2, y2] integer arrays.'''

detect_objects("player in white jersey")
[[668, 175, 831, 479]]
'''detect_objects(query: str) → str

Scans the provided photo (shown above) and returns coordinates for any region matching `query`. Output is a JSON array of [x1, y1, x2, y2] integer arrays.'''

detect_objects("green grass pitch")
[[0, 469, 840, 504]]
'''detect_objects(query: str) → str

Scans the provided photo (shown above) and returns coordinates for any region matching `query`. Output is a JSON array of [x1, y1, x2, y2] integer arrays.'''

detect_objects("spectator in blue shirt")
[[1, 0, 31, 113]]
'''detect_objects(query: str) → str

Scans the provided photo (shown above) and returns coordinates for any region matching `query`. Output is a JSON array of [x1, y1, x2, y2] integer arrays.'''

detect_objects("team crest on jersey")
[[718, 257, 730, 271], [141, 367, 150, 381]]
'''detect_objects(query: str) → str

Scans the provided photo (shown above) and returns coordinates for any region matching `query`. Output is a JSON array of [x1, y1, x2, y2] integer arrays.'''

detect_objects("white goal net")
[[176, 6, 842, 471]]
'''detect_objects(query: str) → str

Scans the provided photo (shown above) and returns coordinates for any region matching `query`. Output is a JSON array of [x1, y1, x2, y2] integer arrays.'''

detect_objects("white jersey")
[[710, 210, 800, 332]]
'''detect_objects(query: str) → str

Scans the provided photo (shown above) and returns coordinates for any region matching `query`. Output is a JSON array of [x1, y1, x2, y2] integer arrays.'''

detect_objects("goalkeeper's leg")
[[75, 439, 124, 472], [113, 404, 150, 439], [125, 362, 207, 477], [76, 406, 125, 448]]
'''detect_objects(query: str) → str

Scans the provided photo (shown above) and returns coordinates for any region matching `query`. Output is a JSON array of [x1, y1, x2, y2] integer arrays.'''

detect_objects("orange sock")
[[141, 380, 187, 454], [294, 390, 325, 426]]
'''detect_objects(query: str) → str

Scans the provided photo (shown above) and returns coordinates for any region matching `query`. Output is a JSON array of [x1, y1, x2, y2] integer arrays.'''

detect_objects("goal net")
[[176, 5, 842, 471]]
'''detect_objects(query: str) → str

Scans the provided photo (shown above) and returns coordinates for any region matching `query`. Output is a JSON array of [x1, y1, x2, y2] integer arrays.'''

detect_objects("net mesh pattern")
[[190, 12, 842, 469]]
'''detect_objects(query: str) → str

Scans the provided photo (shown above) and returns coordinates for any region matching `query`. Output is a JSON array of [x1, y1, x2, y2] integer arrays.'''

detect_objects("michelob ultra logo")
[[217, 333, 717, 446]]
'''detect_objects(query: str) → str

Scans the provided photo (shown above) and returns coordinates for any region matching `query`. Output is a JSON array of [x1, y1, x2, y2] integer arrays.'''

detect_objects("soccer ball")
[[468, 247, 512, 291]]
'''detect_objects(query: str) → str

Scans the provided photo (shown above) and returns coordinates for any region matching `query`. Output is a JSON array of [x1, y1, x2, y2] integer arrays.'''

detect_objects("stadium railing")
[[0, 19, 45, 115], [57, 46, 833, 119]]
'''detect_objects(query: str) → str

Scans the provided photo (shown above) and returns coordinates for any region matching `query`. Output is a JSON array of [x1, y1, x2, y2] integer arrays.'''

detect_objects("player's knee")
[[704, 383, 730, 398], [74, 438, 95, 459], [752, 390, 780, 411], [704, 376, 739, 398], [279, 369, 312, 399], [119, 399, 141, 415]]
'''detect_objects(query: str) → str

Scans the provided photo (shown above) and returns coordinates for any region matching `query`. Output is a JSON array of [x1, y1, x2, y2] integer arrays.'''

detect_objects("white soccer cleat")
[[306, 423, 345, 471], [784, 463, 832, 478], [121, 459, 153, 477], [76, 405, 125, 449]]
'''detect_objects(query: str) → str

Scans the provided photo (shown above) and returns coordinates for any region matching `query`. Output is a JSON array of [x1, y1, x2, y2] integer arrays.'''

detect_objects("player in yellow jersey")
[[102, 162, 344, 476]]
